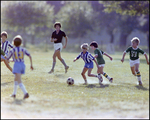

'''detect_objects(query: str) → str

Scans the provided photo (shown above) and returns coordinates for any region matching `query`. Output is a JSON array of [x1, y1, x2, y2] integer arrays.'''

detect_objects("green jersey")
[[1, 49, 5, 56], [94, 48, 105, 65], [125, 46, 145, 60]]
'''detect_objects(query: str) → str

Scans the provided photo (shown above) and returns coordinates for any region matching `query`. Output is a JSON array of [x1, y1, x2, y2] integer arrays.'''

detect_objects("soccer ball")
[[67, 77, 74, 85]]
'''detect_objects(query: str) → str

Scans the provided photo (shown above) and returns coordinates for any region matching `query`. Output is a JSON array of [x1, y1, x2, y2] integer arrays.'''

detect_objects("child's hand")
[[147, 61, 149, 65], [30, 65, 34, 70], [53, 38, 57, 42], [121, 58, 124, 63], [110, 57, 113, 61], [73, 59, 76, 62]]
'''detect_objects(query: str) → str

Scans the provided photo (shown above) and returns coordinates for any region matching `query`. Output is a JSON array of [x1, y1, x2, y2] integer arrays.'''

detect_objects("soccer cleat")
[[48, 69, 54, 74], [109, 78, 113, 83], [65, 66, 69, 73], [138, 81, 143, 86], [83, 83, 87, 85], [10, 94, 16, 98], [23, 93, 29, 99]]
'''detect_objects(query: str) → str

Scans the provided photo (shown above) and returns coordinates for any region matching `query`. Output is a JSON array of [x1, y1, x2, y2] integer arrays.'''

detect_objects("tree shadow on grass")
[[135, 85, 149, 91], [1, 81, 13, 86]]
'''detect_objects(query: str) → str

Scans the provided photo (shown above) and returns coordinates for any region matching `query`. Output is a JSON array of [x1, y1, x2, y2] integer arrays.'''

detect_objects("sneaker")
[[65, 66, 69, 73], [138, 81, 143, 86], [48, 69, 54, 74], [98, 75, 103, 84], [83, 83, 87, 85], [109, 78, 113, 83], [23, 93, 29, 99], [10, 94, 16, 98]]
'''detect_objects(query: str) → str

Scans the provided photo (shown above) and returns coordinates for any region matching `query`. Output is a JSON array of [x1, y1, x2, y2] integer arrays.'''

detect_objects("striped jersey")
[[1, 40, 13, 55], [76, 51, 95, 63], [7, 46, 30, 62]]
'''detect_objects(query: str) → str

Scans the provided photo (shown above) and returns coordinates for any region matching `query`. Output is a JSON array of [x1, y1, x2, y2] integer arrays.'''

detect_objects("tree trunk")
[[119, 33, 128, 50], [31, 35, 35, 45], [22, 28, 26, 47], [147, 32, 149, 50]]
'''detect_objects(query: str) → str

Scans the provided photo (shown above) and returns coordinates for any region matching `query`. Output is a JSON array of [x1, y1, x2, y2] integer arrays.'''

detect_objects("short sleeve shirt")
[[51, 30, 66, 43], [94, 48, 105, 65], [125, 46, 145, 60]]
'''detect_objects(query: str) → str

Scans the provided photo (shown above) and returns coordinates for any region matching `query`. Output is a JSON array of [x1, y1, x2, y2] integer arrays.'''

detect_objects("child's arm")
[[51, 38, 57, 42], [121, 52, 126, 63], [144, 53, 149, 65], [29, 55, 34, 70], [73, 57, 78, 62], [94, 54, 98, 58], [103, 52, 113, 61]]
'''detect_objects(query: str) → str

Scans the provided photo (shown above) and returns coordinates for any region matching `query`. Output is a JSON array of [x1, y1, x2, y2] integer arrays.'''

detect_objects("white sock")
[[137, 76, 142, 82], [19, 83, 27, 94], [13, 81, 18, 95]]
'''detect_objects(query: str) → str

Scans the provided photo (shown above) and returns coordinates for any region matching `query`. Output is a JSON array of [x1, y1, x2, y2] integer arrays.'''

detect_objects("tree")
[[55, 1, 94, 39], [1, 1, 54, 46]]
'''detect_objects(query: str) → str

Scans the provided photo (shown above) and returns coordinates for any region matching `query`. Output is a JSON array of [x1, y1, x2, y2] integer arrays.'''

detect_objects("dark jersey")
[[51, 30, 66, 43], [94, 48, 105, 65], [125, 46, 145, 60]]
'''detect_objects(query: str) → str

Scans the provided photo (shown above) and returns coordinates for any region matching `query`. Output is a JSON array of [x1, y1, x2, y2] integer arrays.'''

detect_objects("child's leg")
[[100, 66, 113, 81], [11, 74, 19, 96], [130, 66, 136, 76], [87, 68, 97, 77], [134, 63, 142, 85], [16, 74, 28, 95], [3, 59, 12, 72], [81, 67, 88, 84]]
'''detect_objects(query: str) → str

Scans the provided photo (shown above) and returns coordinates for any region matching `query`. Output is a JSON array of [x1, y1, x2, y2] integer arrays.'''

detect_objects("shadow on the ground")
[[135, 85, 149, 91], [86, 84, 109, 88], [1, 81, 13, 86]]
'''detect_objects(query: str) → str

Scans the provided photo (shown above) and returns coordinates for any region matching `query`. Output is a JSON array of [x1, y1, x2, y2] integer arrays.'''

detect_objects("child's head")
[[54, 22, 61, 30], [90, 41, 98, 50], [12, 35, 23, 47], [1, 31, 8, 41], [131, 37, 140, 48], [81, 43, 89, 51]]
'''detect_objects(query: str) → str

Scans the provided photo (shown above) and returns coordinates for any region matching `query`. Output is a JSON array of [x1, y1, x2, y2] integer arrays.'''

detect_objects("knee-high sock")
[[51, 62, 56, 70], [61, 59, 67, 68], [19, 83, 27, 94], [103, 72, 111, 80], [13, 81, 18, 95], [136, 71, 141, 81]]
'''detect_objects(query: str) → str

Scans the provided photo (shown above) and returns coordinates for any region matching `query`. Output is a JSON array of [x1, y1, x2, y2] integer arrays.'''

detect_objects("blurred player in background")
[[48, 22, 69, 74]]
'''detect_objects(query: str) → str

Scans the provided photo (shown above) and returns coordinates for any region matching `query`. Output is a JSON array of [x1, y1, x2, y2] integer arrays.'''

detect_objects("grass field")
[[1, 48, 149, 119]]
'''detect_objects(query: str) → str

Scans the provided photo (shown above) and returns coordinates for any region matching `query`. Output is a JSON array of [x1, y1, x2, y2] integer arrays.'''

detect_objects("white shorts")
[[54, 43, 63, 51], [98, 64, 105, 67], [129, 59, 140, 67]]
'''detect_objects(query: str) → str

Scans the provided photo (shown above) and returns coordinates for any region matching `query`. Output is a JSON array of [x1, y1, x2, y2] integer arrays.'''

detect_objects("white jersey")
[[1, 40, 13, 55], [7, 46, 30, 62]]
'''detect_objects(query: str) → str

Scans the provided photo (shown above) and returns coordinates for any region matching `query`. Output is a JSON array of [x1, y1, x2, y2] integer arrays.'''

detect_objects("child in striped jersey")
[[6, 35, 33, 99], [73, 43, 101, 85], [90, 41, 113, 84], [1, 31, 13, 56]]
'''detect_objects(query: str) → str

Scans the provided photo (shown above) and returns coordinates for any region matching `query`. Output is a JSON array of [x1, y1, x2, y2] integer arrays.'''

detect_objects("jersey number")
[[131, 51, 137, 57], [14, 51, 23, 59]]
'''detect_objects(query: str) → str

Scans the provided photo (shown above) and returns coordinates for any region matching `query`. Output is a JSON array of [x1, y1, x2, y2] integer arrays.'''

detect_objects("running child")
[[90, 41, 113, 84], [6, 35, 34, 99], [121, 37, 149, 86], [1, 31, 13, 56], [73, 43, 100, 85]]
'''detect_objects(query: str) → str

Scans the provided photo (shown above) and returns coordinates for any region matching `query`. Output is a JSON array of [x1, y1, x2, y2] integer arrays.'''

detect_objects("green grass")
[[1, 49, 149, 118]]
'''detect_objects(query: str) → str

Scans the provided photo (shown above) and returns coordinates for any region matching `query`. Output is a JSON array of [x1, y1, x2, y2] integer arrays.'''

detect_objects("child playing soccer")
[[73, 43, 100, 85], [1, 31, 13, 56], [6, 35, 34, 99], [90, 41, 113, 84], [121, 37, 149, 86]]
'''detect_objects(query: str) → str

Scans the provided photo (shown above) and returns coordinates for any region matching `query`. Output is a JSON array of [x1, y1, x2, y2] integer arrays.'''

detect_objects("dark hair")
[[54, 22, 61, 28], [1, 31, 8, 38], [13, 35, 22, 47], [89, 41, 98, 48]]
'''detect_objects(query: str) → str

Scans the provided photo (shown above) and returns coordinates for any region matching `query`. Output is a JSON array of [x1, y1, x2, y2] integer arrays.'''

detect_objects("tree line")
[[1, 1, 149, 49]]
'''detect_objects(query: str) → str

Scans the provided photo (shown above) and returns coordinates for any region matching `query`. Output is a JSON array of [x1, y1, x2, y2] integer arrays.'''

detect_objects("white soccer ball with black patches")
[[67, 77, 74, 85]]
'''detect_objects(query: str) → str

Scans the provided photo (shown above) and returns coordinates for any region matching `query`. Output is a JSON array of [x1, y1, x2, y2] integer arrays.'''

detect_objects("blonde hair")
[[131, 37, 140, 44], [81, 43, 89, 50]]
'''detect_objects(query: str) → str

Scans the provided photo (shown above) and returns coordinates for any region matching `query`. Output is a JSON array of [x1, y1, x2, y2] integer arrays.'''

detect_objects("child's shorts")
[[54, 43, 63, 51], [13, 62, 25, 74], [129, 59, 140, 67], [84, 62, 93, 68], [98, 64, 105, 67], [1, 55, 5, 60]]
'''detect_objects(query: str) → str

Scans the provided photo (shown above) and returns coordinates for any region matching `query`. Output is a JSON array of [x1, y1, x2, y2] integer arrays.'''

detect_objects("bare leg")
[[134, 63, 142, 85], [130, 66, 136, 76], [81, 67, 88, 84], [2, 59, 12, 72], [87, 68, 97, 77]]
